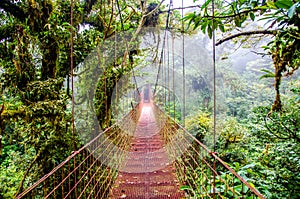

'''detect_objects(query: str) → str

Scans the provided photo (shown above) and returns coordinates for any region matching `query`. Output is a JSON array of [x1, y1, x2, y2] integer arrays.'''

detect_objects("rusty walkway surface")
[[110, 104, 185, 199]]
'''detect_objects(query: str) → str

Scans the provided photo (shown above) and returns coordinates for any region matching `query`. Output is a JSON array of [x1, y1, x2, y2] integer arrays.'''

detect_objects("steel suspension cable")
[[212, 0, 217, 197], [172, 32, 176, 121], [70, 2, 78, 197], [153, 0, 172, 96], [167, 29, 171, 114], [116, 0, 140, 96], [212, 0, 217, 156], [70, 0, 76, 151], [181, 0, 186, 127]]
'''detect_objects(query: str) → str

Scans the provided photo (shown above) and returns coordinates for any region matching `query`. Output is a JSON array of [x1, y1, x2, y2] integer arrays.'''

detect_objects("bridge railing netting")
[[153, 104, 265, 199], [16, 103, 265, 199], [15, 105, 141, 199]]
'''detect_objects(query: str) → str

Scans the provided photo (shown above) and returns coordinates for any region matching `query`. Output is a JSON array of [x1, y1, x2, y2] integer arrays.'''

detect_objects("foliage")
[[0, 0, 173, 197], [0, 0, 299, 198], [184, 43, 299, 197], [0, 141, 34, 199], [186, 110, 212, 142], [185, 0, 300, 111], [0, 0, 146, 197], [220, 80, 300, 198]]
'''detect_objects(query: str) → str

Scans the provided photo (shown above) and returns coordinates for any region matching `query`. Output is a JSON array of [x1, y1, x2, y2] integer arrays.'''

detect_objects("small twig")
[[250, 50, 269, 57], [161, 5, 201, 13]]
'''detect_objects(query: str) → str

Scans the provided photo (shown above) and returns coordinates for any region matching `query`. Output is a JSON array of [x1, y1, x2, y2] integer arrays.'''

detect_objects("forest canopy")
[[0, 0, 299, 198]]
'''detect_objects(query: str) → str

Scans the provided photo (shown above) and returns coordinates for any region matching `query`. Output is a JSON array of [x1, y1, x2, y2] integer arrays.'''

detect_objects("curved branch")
[[15, 150, 42, 197], [216, 30, 276, 46], [264, 115, 291, 140], [144, 0, 165, 17], [279, 118, 300, 143]]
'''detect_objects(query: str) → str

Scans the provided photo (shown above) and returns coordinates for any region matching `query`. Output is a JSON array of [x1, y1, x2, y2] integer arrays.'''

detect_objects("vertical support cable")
[[70, 2, 78, 197], [181, 0, 185, 126], [163, 40, 166, 106], [212, 0, 217, 198], [154, 0, 172, 96], [114, 1, 119, 117], [212, 0, 217, 156], [70, 0, 76, 150], [172, 33, 176, 122], [104, 2, 109, 128], [167, 31, 170, 115], [116, 0, 140, 97]]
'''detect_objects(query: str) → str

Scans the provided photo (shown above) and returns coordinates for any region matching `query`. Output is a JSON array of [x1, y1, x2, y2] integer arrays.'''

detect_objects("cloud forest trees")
[[0, 0, 164, 197], [0, 0, 299, 198], [185, 0, 300, 112], [183, 0, 299, 197]]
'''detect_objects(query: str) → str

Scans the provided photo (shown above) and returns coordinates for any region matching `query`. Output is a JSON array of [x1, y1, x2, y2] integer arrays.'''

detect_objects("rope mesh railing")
[[153, 104, 265, 199], [16, 103, 265, 199], [15, 105, 141, 199]]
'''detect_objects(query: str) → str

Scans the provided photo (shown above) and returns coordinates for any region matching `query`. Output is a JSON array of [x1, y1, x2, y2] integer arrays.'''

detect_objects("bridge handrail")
[[16, 103, 142, 198], [15, 124, 117, 199], [152, 103, 265, 199]]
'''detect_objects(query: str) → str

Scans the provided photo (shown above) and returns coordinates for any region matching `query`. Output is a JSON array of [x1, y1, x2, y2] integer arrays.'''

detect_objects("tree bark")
[[216, 30, 276, 46]]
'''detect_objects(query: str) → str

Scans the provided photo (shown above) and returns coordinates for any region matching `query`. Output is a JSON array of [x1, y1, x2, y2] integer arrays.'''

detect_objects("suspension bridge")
[[15, 90, 264, 199], [14, 0, 266, 198]]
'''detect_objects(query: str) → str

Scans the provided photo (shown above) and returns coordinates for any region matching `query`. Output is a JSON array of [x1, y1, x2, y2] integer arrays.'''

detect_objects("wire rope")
[[181, 0, 186, 127], [116, 0, 140, 96], [153, 0, 172, 96], [211, 0, 217, 196]]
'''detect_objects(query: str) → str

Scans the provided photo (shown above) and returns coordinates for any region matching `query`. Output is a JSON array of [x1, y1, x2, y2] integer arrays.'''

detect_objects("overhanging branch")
[[216, 30, 277, 46]]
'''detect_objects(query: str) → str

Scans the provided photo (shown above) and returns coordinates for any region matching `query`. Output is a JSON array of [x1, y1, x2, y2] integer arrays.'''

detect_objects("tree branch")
[[161, 5, 201, 13], [216, 30, 276, 46], [144, 0, 165, 17], [204, 8, 263, 19], [15, 150, 42, 197], [264, 115, 291, 140], [0, 0, 26, 21]]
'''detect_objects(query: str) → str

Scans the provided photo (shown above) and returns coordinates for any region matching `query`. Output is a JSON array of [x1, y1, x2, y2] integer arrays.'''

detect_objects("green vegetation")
[[182, 0, 300, 198], [0, 0, 299, 198]]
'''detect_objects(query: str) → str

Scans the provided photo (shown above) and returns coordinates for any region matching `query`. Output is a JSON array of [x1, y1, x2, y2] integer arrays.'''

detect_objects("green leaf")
[[275, 0, 293, 9], [207, 25, 212, 38], [201, 0, 212, 9], [234, 19, 242, 27], [180, 185, 194, 191], [201, 22, 207, 34], [259, 69, 275, 80], [288, 3, 300, 18], [219, 24, 225, 32], [266, 2, 276, 9], [250, 12, 255, 21]]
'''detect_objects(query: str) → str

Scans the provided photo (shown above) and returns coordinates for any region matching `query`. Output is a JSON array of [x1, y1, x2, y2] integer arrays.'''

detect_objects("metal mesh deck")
[[110, 105, 185, 199]]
